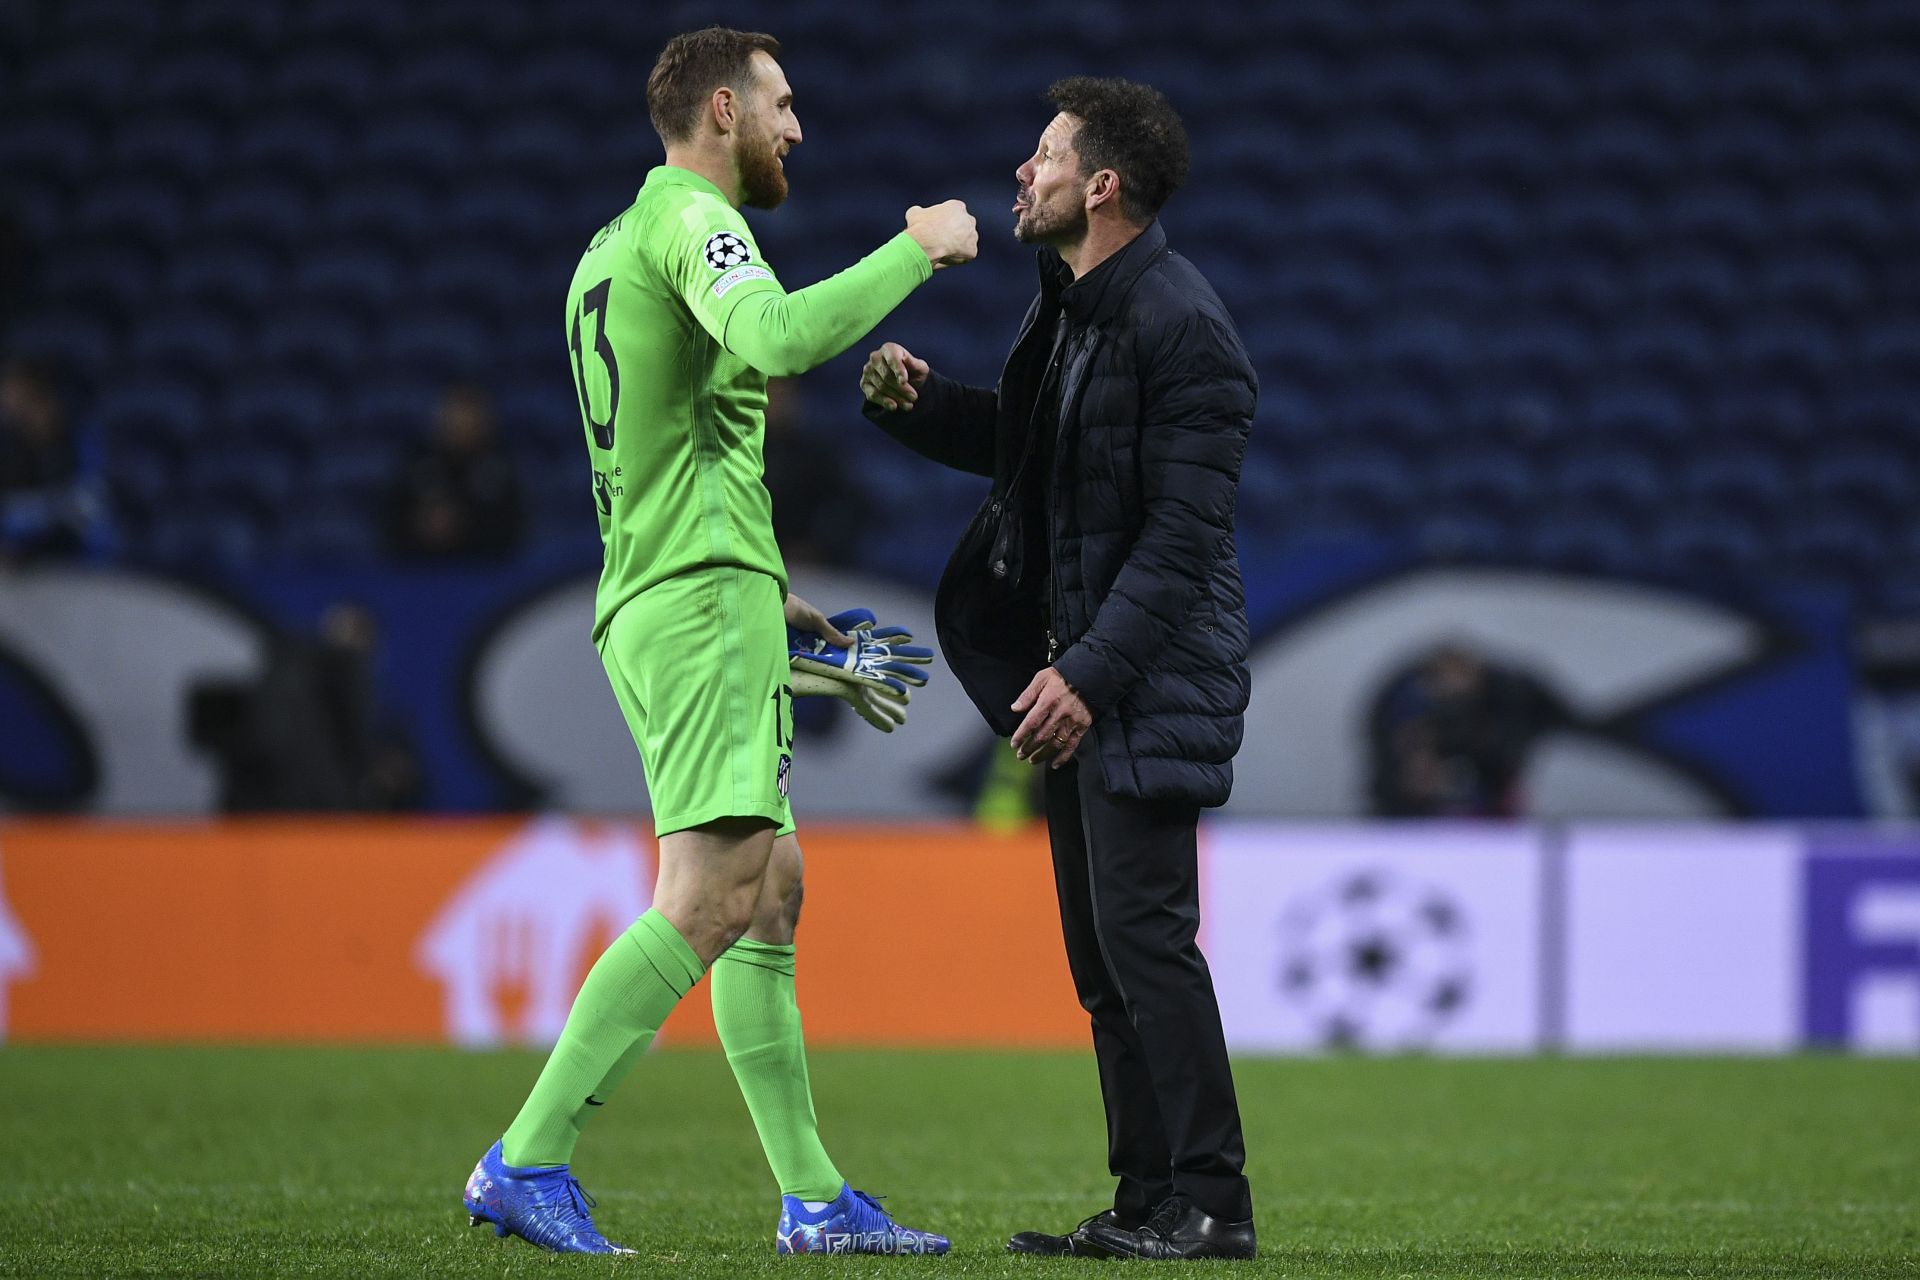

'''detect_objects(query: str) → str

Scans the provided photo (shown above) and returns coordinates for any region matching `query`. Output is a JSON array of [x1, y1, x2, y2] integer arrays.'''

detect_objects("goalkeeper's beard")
[[739, 135, 789, 211]]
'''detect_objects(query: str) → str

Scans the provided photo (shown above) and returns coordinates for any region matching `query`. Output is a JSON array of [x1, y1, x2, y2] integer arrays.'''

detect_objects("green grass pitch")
[[0, 1047, 1913, 1277]]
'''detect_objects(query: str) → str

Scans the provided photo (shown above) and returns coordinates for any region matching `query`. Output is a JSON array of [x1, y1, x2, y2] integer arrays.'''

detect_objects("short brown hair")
[[647, 27, 782, 145]]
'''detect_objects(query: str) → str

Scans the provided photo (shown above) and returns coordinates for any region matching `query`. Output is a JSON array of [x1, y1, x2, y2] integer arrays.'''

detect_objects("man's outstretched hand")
[[861, 342, 930, 413]]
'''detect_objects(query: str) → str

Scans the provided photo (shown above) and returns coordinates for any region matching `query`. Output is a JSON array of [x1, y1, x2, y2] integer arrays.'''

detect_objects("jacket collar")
[[1037, 219, 1167, 325]]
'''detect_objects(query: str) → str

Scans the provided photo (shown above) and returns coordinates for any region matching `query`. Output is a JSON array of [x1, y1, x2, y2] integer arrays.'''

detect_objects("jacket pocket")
[[983, 497, 1029, 587]]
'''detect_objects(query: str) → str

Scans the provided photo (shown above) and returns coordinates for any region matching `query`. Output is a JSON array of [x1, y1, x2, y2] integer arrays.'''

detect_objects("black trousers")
[[1043, 757, 1252, 1223]]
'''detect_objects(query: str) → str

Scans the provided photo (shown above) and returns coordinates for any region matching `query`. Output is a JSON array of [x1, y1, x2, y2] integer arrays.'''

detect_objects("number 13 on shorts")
[[773, 684, 794, 798]]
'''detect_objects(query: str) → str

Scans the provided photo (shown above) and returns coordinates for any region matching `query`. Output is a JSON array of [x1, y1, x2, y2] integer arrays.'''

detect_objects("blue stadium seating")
[[309, 442, 397, 504], [12, 307, 119, 382], [38, 240, 161, 320], [293, 244, 402, 313], [1553, 448, 1667, 514], [1415, 509, 1513, 561], [1683, 448, 1793, 517], [199, 179, 311, 244], [1429, 448, 1536, 516], [222, 377, 335, 442], [361, 113, 470, 178], [0, 116, 99, 186], [320, 178, 434, 245], [147, 509, 261, 567], [110, 440, 176, 525], [96, 379, 208, 445], [483, 116, 591, 182], [379, 311, 492, 379], [1781, 510, 1889, 587], [268, 48, 379, 108], [111, 114, 224, 184], [1651, 511, 1771, 578], [161, 242, 280, 313], [279, 500, 378, 562], [418, 246, 526, 311], [1, 0, 1916, 594], [386, 46, 501, 115], [178, 0, 287, 46], [1806, 447, 1915, 518], [70, 185, 186, 261], [145, 50, 256, 115], [1523, 511, 1641, 576], [1309, 447, 1417, 519], [253, 307, 365, 379], [233, 112, 346, 179], [183, 448, 296, 519], [344, 382, 438, 440], [130, 307, 242, 382], [58, 0, 168, 46], [1235, 453, 1299, 538]]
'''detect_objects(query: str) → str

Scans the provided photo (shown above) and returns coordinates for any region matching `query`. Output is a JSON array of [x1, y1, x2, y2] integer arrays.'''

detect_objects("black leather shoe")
[[1007, 1208, 1136, 1257], [1080, 1195, 1257, 1260]]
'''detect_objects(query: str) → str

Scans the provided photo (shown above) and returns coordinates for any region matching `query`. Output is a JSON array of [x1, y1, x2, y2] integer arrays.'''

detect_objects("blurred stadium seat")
[[0, 0, 1914, 603]]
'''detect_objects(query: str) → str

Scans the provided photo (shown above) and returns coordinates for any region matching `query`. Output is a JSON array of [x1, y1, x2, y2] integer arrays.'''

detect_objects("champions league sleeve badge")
[[702, 231, 752, 270]]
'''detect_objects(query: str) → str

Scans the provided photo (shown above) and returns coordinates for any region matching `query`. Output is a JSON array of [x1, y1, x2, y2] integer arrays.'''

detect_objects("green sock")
[[500, 909, 704, 1168], [711, 938, 845, 1200]]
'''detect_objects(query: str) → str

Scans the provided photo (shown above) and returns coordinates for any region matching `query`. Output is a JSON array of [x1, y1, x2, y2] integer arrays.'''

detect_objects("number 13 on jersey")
[[570, 277, 619, 451]]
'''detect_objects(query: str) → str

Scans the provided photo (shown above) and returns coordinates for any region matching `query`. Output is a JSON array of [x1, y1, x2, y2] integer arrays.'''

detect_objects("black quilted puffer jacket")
[[865, 219, 1255, 806]]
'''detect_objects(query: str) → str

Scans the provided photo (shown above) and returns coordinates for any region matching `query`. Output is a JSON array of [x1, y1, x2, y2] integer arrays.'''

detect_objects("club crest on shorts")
[[703, 231, 752, 270], [776, 753, 791, 797]]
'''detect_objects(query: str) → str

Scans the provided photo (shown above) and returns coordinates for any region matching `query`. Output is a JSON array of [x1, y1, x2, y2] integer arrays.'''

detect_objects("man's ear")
[[710, 86, 738, 133], [1085, 168, 1122, 213]]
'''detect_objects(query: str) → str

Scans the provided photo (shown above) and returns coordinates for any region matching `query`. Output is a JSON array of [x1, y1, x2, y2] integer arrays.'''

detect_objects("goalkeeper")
[[462, 26, 972, 1258]]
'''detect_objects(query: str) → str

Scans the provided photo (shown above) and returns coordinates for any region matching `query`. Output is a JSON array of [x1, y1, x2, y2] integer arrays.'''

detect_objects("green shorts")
[[597, 567, 796, 838]]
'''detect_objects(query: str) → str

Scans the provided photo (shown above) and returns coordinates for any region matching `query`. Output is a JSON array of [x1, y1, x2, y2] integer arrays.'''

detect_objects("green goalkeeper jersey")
[[567, 165, 934, 643]]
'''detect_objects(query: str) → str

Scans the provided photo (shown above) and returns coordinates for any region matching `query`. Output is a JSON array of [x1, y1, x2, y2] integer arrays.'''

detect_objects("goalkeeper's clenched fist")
[[788, 607, 934, 733]]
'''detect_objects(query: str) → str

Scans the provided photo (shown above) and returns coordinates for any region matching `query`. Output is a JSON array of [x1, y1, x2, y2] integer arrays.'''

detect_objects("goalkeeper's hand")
[[788, 608, 934, 733]]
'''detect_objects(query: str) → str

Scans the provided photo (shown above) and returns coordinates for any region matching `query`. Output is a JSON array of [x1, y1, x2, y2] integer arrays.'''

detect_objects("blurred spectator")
[[189, 603, 425, 812], [1368, 643, 1568, 817], [385, 383, 523, 558], [762, 378, 870, 568], [0, 357, 110, 564]]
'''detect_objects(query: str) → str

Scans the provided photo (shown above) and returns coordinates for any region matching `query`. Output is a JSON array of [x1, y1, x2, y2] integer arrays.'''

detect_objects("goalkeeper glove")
[[788, 609, 934, 733], [789, 664, 911, 732]]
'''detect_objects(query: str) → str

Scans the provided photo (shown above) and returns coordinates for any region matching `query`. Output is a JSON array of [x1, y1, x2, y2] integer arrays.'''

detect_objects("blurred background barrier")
[[0, 817, 1913, 1054], [0, 561, 1866, 818], [0, 818, 1085, 1048]]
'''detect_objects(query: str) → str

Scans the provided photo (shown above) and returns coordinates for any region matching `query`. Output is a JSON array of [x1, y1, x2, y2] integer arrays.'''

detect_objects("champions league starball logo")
[[703, 231, 751, 270], [1274, 868, 1473, 1051]]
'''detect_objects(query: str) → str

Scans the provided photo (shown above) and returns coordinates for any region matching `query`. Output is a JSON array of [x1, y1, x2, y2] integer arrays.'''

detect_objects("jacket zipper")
[[1045, 436, 1060, 665], [1040, 329, 1070, 662]]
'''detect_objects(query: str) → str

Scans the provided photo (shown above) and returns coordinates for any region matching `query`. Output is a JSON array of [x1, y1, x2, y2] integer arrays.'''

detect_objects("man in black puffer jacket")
[[860, 78, 1256, 1262]]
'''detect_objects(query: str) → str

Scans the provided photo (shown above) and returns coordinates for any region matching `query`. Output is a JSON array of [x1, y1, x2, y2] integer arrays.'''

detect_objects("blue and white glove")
[[788, 608, 934, 733]]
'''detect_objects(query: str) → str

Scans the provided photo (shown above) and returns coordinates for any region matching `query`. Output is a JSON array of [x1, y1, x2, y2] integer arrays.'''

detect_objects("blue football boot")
[[776, 1183, 950, 1255], [463, 1140, 635, 1255]]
